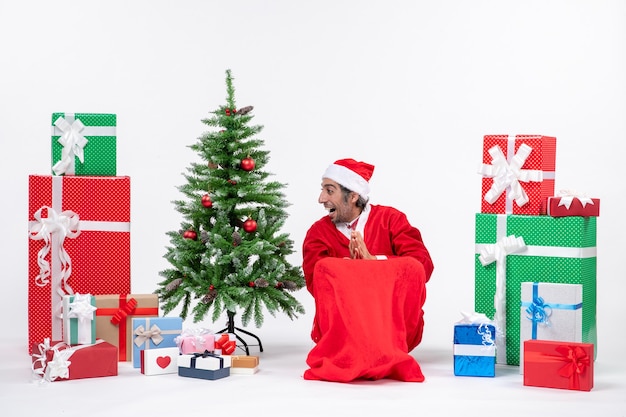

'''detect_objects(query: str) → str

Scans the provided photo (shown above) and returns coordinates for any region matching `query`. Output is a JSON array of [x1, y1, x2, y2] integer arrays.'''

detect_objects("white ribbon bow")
[[46, 349, 73, 381], [457, 311, 492, 325], [67, 293, 96, 323], [557, 189, 595, 209], [478, 235, 527, 360], [479, 144, 543, 208], [52, 116, 89, 176], [29, 206, 80, 290], [134, 324, 164, 347]]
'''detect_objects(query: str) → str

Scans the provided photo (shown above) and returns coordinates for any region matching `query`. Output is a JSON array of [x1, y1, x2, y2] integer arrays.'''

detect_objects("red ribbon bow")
[[555, 345, 590, 390], [215, 334, 237, 355], [110, 297, 138, 325]]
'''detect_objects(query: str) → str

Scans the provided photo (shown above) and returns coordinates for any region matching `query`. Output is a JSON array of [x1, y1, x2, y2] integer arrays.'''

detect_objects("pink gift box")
[[176, 334, 215, 354]]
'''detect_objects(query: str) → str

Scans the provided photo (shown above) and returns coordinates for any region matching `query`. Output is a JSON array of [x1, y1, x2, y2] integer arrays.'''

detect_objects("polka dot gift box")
[[51, 113, 117, 176], [28, 175, 131, 353], [478, 135, 556, 215], [474, 213, 597, 366]]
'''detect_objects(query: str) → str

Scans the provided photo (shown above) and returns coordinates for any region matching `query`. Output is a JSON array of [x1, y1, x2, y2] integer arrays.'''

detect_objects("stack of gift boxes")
[[28, 113, 259, 383], [453, 134, 598, 392]]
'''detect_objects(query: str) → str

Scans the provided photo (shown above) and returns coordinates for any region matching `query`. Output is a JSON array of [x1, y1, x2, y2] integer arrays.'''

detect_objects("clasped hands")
[[348, 231, 375, 260]]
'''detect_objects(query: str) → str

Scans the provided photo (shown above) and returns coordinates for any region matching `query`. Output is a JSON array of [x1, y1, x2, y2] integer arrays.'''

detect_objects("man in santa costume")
[[302, 158, 434, 382]]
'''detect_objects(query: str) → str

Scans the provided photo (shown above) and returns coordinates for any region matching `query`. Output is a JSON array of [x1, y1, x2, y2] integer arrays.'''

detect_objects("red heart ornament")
[[156, 356, 171, 369]]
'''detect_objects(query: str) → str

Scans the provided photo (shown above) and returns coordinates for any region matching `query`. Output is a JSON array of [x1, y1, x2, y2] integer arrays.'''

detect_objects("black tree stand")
[[216, 310, 263, 355]]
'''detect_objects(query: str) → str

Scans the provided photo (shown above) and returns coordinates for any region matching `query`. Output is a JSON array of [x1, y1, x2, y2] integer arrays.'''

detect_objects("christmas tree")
[[156, 69, 305, 339]]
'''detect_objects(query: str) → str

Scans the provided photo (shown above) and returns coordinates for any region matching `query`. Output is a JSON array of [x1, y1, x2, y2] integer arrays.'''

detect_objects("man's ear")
[[350, 192, 360, 204]]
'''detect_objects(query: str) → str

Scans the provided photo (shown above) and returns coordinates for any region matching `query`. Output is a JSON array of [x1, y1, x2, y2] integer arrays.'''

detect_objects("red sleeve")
[[367, 206, 434, 282], [389, 211, 434, 282], [302, 218, 350, 296]]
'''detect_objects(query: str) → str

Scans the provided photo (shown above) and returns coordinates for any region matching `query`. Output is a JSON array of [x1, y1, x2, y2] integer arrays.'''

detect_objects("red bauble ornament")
[[201, 194, 213, 208], [225, 109, 231, 116], [240, 157, 255, 172], [209, 285, 215, 290], [243, 218, 257, 233], [183, 230, 197, 240], [248, 281, 255, 287], [228, 179, 237, 185]]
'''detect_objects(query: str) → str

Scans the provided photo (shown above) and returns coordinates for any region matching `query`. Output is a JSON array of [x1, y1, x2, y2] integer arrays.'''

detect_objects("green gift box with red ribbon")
[[51, 112, 116, 176], [474, 213, 597, 366], [28, 175, 131, 354], [95, 294, 159, 361]]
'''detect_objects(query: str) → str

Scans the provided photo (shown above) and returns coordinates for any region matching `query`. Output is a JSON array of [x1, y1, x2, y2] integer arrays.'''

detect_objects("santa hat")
[[322, 158, 375, 197]]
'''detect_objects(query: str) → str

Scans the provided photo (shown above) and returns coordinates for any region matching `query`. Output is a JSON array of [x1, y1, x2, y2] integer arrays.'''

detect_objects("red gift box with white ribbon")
[[28, 175, 131, 353], [478, 134, 556, 215], [542, 190, 600, 217], [31, 339, 118, 382]]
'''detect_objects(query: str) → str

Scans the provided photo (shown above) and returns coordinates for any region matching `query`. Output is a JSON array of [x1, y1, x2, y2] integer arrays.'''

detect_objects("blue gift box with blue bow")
[[453, 322, 496, 377]]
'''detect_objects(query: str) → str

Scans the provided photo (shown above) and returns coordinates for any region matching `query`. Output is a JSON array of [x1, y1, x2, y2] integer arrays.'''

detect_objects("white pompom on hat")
[[322, 158, 375, 197]]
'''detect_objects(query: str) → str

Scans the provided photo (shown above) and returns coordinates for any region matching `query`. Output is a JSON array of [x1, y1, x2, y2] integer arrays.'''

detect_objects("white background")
[[0, 1, 625, 413]]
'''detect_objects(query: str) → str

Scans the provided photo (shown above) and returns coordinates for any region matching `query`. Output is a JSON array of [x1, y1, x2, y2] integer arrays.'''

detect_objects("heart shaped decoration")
[[156, 356, 171, 369]]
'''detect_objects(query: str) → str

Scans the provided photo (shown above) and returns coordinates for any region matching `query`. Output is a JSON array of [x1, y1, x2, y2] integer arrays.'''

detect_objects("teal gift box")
[[131, 317, 183, 368], [62, 293, 97, 345], [51, 112, 117, 176], [474, 213, 596, 366]]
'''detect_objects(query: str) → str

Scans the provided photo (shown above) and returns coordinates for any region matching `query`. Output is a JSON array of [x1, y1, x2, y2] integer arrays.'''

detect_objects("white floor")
[[3, 335, 624, 417]]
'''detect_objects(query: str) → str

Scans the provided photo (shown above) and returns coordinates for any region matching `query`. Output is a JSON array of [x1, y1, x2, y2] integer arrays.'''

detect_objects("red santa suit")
[[302, 158, 434, 382], [302, 204, 433, 351]]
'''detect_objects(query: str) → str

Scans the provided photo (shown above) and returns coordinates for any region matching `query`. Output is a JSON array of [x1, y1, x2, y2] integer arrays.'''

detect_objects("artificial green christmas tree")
[[156, 70, 305, 351]]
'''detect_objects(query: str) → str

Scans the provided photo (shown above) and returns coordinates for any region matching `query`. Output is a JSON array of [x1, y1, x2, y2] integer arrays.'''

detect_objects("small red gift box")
[[523, 340, 593, 391], [31, 339, 118, 382], [542, 192, 600, 217], [27, 175, 131, 353], [479, 134, 556, 215]]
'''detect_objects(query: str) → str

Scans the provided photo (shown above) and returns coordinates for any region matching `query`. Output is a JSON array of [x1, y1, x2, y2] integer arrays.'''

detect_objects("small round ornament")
[[240, 156, 255, 172], [183, 230, 197, 240], [243, 218, 257, 233], [201, 194, 213, 208]]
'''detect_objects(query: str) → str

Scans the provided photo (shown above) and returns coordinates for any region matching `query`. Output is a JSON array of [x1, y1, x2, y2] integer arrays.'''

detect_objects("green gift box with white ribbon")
[[51, 112, 116, 176], [474, 213, 597, 366]]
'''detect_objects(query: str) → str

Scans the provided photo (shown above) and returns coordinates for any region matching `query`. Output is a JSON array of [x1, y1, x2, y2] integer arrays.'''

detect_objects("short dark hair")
[[339, 184, 369, 209]]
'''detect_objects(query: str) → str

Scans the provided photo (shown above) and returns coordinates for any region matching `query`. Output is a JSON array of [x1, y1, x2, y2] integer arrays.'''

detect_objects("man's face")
[[318, 179, 358, 224]]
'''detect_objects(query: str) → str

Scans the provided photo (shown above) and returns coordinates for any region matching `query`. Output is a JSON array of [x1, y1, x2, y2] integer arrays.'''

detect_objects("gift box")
[[453, 323, 496, 377], [31, 339, 118, 382], [178, 352, 231, 380], [214, 333, 237, 355], [51, 112, 117, 176], [140, 347, 179, 376], [478, 134, 556, 215], [175, 329, 215, 354], [62, 293, 97, 345], [475, 213, 596, 365], [227, 355, 260, 375], [28, 175, 131, 353], [543, 192, 600, 217], [523, 340, 593, 391], [95, 294, 159, 361], [132, 317, 183, 368], [519, 282, 582, 373]]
